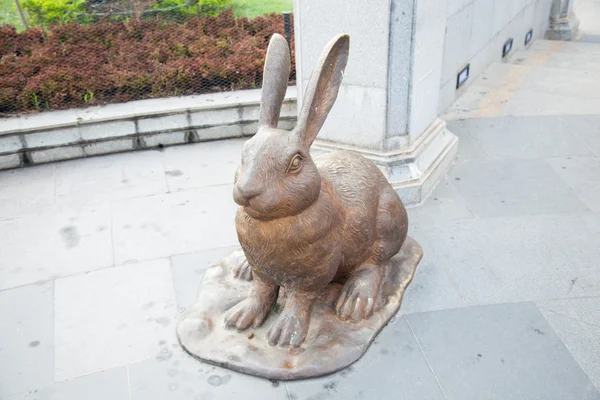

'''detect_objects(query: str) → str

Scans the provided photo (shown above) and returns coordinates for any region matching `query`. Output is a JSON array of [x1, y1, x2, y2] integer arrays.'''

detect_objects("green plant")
[[31, 92, 41, 108], [21, 0, 90, 26], [0, 0, 26, 30], [150, 0, 231, 19], [197, 0, 231, 16], [83, 90, 94, 102], [0, 11, 296, 115]]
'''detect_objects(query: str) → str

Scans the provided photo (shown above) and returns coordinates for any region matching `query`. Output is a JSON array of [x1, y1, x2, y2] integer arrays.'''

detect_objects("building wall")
[[437, 0, 554, 114]]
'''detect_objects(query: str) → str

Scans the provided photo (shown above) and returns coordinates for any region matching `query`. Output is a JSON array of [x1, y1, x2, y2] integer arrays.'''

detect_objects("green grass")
[[0, 0, 25, 30], [0, 0, 290, 31], [230, 0, 292, 18]]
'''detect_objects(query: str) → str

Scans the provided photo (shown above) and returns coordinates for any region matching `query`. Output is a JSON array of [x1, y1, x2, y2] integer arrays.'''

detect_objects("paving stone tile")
[[110, 194, 174, 265], [399, 255, 468, 316], [399, 224, 468, 316], [512, 50, 600, 73], [128, 351, 287, 400], [111, 185, 239, 265], [537, 297, 600, 392], [503, 90, 600, 118], [0, 204, 113, 290], [168, 185, 239, 255], [8, 368, 130, 400], [286, 317, 446, 400], [562, 115, 600, 156], [407, 303, 600, 400], [0, 282, 54, 398], [55, 149, 167, 206], [533, 212, 600, 271], [163, 139, 245, 192], [520, 67, 600, 100], [54, 259, 179, 381], [462, 116, 592, 159], [407, 177, 474, 223], [419, 213, 600, 305], [171, 246, 240, 310], [448, 158, 589, 217], [445, 119, 489, 163], [0, 164, 56, 220], [546, 156, 600, 212]]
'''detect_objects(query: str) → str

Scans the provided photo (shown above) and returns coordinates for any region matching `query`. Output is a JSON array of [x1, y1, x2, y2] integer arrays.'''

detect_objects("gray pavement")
[[2, 36, 600, 400]]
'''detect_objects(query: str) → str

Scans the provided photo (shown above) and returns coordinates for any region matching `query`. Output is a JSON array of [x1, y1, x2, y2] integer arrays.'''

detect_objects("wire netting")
[[0, 0, 295, 116]]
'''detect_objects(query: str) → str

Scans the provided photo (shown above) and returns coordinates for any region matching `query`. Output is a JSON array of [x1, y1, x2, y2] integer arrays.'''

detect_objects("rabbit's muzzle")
[[233, 184, 258, 207]]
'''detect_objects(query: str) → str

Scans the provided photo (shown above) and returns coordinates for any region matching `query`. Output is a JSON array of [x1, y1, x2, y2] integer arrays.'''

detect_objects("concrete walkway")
[[2, 37, 600, 400]]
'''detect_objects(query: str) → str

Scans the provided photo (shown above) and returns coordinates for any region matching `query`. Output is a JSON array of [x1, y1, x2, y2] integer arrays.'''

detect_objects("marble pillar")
[[292, 0, 458, 205], [546, 0, 580, 40]]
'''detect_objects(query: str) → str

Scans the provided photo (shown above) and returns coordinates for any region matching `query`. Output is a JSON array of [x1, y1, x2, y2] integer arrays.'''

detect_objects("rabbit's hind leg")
[[335, 185, 407, 322], [335, 263, 385, 321], [224, 274, 278, 331]]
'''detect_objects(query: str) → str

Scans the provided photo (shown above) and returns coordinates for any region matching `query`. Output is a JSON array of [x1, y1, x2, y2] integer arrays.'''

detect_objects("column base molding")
[[313, 118, 458, 205], [546, 12, 580, 41]]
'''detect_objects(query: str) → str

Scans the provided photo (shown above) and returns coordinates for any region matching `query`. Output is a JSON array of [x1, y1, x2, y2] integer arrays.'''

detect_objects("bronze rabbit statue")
[[225, 33, 409, 348]]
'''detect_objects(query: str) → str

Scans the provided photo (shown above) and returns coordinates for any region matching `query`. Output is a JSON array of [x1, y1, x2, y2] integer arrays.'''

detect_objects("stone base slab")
[[176, 237, 423, 381]]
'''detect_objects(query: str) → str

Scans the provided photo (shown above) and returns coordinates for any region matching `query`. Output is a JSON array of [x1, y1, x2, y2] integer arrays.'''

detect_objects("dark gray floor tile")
[[462, 116, 592, 159], [54, 259, 179, 381], [419, 214, 600, 305], [171, 246, 240, 310], [7, 368, 129, 400], [408, 177, 474, 224], [562, 115, 600, 156], [128, 351, 287, 400], [399, 226, 467, 315], [446, 119, 489, 163], [407, 303, 600, 400], [400, 255, 468, 316], [449, 158, 589, 217], [546, 156, 600, 212], [0, 282, 54, 398], [537, 297, 600, 392], [285, 318, 446, 400]]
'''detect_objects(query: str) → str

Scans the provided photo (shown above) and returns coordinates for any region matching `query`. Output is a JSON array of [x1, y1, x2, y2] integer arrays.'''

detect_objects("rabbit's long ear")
[[258, 34, 291, 129], [296, 34, 349, 148]]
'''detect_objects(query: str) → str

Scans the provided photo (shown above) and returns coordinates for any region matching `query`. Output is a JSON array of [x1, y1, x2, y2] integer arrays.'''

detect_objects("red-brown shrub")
[[0, 11, 296, 115]]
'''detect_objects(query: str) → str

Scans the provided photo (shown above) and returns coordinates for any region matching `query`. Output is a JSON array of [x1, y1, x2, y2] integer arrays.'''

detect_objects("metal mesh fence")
[[0, 0, 295, 116]]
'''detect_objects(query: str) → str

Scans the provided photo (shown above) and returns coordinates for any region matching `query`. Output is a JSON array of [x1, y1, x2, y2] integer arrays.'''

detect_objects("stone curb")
[[0, 87, 297, 170]]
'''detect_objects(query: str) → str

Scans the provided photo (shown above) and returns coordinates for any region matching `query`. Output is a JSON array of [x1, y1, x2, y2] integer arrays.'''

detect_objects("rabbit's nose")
[[233, 184, 260, 206]]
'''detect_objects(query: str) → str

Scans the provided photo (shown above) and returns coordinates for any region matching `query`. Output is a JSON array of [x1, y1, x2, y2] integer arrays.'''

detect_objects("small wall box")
[[525, 29, 533, 45], [503, 38, 514, 58], [456, 64, 470, 89]]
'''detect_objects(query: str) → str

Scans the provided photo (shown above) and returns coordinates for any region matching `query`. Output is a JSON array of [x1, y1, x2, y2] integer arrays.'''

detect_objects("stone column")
[[546, 0, 579, 40], [292, 0, 458, 205]]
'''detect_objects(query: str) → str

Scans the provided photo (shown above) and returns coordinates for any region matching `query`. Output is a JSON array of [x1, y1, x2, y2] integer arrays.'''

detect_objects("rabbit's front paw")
[[224, 298, 269, 331], [335, 266, 384, 322], [232, 258, 252, 281], [267, 309, 310, 348]]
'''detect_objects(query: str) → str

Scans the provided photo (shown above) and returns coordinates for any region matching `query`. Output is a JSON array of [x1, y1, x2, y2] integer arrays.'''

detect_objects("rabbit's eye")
[[287, 154, 303, 173]]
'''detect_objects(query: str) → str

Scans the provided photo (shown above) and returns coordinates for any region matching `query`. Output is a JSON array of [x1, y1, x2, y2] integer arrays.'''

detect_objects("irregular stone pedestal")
[[176, 237, 423, 381]]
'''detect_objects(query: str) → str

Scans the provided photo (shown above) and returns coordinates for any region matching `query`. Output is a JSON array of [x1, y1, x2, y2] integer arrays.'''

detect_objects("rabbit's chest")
[[235, 205, 342, 284]]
